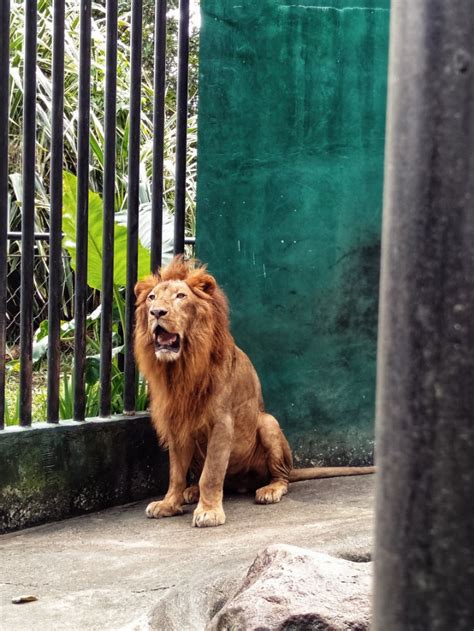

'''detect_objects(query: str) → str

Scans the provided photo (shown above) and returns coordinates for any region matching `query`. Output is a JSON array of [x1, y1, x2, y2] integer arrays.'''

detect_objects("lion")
[[134, 257, 374, 528]]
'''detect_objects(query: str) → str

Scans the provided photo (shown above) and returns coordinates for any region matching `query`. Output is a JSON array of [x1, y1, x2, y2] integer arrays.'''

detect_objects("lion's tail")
[[289, 466, 376, 482]]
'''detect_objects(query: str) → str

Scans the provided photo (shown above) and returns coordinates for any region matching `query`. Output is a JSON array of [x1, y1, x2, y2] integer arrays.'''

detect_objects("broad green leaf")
[[62, 172, 151, 290], [85, 356, 100, 386], [5, 360, 20, 373], [32, 336, 49, 364], [34, 319, 50, 341], [115, 201, 174, 265]]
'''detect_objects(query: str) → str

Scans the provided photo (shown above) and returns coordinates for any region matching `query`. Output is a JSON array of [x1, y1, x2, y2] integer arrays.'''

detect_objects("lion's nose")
[[150, 308, 168, 318]]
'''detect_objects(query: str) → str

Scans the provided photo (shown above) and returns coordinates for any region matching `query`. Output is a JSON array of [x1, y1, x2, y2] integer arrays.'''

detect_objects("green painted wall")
[[196, 0, 389, 465]]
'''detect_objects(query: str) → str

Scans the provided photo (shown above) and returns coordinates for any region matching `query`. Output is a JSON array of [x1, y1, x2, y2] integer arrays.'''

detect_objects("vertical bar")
[[99, 0, 118, 418], [0, 0, 10, 430], [123, 0, 143, 413], [73, 0, 92, 421], [19, 0, 38, 427], [47, 0, 65, 423], [374, 2, 474, 630], [173, 0, 189, 256], [150, 0, 167, 272]]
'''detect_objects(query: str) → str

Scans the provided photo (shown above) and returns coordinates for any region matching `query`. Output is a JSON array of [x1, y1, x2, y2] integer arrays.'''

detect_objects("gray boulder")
[[207, 544, 372, 631]]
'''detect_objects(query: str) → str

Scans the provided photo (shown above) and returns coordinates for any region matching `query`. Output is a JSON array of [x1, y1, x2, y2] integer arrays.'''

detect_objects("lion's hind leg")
[[183, 484, 200, 504], [255, 413, 292, 504]]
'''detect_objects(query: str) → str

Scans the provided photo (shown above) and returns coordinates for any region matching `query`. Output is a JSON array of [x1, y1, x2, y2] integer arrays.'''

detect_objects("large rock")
[[207, 544, 372, 630], [148, 574, 244, 631]]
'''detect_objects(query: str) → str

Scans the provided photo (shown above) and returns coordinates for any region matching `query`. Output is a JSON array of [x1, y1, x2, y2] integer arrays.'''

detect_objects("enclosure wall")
[[196, 0, 389, 464]]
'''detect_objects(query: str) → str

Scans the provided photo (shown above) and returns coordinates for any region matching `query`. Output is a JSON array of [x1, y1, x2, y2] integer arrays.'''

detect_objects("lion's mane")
[[134, 257, 234, 447]]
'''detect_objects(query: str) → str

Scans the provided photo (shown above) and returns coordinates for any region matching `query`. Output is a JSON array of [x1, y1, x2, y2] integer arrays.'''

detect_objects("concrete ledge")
[[0, 414, 168, 533]]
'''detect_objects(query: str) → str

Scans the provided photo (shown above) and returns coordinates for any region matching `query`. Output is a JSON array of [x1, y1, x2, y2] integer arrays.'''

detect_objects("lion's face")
[[135, 259, 229, 369], [144, 279, 195, 362]]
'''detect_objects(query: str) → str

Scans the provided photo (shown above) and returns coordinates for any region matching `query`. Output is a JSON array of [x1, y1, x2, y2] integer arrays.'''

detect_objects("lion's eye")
[[176, 292, 186, 299], [148, 293, 155, 301]]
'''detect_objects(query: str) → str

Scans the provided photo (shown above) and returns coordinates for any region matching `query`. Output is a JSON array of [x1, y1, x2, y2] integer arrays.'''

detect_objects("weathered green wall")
[[196, 1, 389, 464]]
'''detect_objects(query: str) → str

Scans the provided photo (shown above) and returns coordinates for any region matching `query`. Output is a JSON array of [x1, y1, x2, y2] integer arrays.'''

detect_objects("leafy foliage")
[[4, 0, 200, 422], [62, 172, 152, 290], [6, 0, 198, 333]]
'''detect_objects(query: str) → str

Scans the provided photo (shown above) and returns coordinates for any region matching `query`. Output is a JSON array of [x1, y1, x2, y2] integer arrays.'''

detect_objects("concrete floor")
[[0, 476, 375, 631]]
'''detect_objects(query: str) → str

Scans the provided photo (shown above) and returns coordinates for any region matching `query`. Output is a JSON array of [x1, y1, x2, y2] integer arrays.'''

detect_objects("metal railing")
[[0, 0, 195, 429]]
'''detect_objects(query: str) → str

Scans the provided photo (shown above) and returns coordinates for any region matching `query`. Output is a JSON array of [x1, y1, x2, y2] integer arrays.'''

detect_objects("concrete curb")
[[0, 414, 168, 533]]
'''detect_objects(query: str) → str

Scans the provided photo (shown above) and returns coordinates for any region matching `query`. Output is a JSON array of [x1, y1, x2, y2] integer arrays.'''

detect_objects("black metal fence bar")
[[0, 0, 10, 431], [99, 0, 119, 418], [173, 0, 190, 256], [46, 0, 65, 424], [0, 0, 197, 430], [374, 1, 474, 629], [73, 0, 92, 422], [7, 231, 51, 241], [150, 0, 167, 273], [123, 0, 143, 414], [19, 0, 38, 427]]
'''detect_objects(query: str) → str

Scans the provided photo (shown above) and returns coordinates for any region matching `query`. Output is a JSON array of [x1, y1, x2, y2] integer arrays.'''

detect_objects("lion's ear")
[[186, 270, 217, 296], [135, 275, 158, 304]]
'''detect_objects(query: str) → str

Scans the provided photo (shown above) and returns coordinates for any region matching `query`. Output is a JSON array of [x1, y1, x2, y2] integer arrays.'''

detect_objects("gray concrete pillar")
[[374, 2, 474, 630]]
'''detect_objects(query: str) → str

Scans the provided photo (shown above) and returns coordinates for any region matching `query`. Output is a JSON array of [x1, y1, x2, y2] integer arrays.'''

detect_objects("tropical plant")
[[6, 0, 199, 345], [5, 0, 200, 421], [5, 172, 160, 423], [8, 0, 199, 219], [4, 304, 149, 423]]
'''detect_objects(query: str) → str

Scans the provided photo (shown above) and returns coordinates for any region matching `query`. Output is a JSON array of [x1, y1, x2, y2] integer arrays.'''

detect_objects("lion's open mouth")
[[153, 325, 181, 354]]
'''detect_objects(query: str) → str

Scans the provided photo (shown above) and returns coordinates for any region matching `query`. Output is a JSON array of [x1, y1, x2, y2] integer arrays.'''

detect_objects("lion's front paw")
[[183, 485, 200, 504], [145, 500, 183, 519], [192, 505, 226, 528], [255, 482, 288, 505]]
